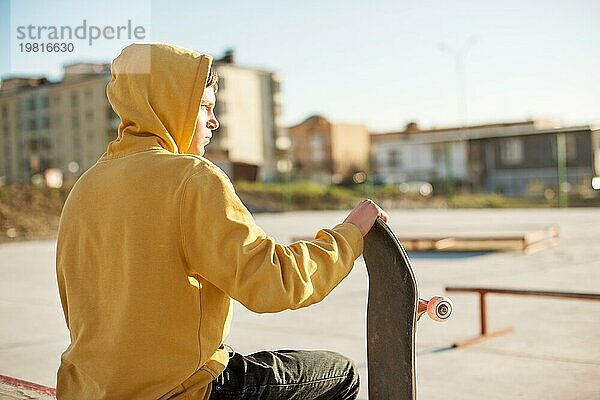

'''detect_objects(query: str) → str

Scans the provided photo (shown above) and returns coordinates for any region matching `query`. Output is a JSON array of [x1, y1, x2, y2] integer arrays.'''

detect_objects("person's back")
[[57, 150, 233, 399], [56, 42, 387, 400]]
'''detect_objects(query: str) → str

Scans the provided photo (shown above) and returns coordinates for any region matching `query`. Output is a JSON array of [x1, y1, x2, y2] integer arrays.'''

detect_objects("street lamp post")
[[439, 37, 477, 124], [439, 37, 477, 205]]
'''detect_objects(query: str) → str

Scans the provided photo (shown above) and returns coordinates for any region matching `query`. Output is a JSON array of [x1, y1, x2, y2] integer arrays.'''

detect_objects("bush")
[[449, 194, 552, 208], [235, 181, 362, 210]]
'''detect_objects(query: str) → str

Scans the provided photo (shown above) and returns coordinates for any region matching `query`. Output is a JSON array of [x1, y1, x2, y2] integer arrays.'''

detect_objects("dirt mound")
[[0, 184, 71, 242]]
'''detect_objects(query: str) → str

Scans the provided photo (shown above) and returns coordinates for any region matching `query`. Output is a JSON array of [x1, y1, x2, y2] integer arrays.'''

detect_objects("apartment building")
[[0, 50, 285, 184], [207, 50, 286, 182], [0, 78, 26, 183], [0, 65, 117, 185]]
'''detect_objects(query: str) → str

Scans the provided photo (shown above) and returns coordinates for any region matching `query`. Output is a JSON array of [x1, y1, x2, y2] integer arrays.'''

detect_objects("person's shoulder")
[[176, 154, 231, 184]]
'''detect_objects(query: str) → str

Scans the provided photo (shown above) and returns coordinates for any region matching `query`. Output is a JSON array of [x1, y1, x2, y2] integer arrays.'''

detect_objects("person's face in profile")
[[189, 86, 219, 156]]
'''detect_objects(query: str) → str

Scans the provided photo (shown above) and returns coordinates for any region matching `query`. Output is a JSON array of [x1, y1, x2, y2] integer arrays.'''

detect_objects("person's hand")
[[343, 199, 390, 236]]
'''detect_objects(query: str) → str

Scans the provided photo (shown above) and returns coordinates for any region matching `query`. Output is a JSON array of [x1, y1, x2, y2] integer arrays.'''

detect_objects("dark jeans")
[[208, 349, 360, 400]]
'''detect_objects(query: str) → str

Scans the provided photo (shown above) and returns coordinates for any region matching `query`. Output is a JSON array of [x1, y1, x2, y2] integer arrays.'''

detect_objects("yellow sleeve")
[[179, 167, 364, 313]]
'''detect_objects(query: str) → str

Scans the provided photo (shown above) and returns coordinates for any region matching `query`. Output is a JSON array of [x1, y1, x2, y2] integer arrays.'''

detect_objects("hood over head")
[[104, 42, 213, 158]]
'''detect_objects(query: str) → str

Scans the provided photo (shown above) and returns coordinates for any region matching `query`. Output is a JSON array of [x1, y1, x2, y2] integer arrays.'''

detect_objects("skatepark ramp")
[[292, 225, 560, 253], [398, 226, 559, 253]]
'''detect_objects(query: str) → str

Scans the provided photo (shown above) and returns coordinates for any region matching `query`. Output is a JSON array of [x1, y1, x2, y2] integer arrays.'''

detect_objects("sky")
[[1, 0, 599, 132]]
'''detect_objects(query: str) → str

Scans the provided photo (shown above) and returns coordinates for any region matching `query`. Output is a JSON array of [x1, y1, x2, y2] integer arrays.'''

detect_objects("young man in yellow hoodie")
[[56, 42, 388, 400]]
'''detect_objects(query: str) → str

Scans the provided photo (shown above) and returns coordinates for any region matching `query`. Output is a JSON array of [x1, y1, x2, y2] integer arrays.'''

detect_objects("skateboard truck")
[[417, 296, 453, 322]]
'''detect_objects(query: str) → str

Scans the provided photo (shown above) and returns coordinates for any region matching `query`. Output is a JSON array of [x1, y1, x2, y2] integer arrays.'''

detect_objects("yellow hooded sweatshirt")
[[55, 42, 364, 400]]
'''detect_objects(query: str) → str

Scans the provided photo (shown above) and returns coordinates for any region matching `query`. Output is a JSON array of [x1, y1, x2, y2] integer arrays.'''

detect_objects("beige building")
[[288, 115, 370, 184], [50, 64, 119, 181], [0, 64, 121, 185], [0, 50, 284, 185], [0, 66, 118, 185], [207, 50, 286, 182], [0, 79, 26, 184]]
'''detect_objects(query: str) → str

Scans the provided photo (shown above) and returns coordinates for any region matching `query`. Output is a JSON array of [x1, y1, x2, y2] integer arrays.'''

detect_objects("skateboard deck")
[[363, 218, 452, 399], [364, 218, 419, 400]]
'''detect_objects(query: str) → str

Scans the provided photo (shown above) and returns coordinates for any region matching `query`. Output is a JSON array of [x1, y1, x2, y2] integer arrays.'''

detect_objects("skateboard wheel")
[[427, 296, 453, 322]]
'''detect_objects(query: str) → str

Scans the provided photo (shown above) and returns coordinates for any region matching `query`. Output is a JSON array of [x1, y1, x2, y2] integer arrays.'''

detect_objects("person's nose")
[[207, 113, 219, 131]]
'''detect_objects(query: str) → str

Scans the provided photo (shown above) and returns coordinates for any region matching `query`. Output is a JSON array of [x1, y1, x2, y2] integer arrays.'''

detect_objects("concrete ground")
[[1, 208, 599, 399]]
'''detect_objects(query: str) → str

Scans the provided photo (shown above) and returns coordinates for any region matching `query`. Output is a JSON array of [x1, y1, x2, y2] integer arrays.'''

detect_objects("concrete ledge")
[[0, 375, 56, 399]]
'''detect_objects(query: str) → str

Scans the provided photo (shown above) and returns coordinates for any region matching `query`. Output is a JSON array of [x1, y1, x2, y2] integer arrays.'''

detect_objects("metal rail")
[[445, 287, 600, 347]]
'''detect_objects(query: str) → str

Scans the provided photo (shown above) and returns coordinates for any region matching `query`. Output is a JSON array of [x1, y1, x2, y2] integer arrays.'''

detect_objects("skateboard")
[[363, 218, 453, 400]]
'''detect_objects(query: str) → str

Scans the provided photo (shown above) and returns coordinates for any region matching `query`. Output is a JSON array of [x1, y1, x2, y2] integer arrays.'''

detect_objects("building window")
[[1, 104, 7, 118], [85, 88, 93, 99], [72, 114, 79, 129], [388, 149, 401, 168], [217, 77, 225, 91], [27, 96, 35, 111], [272, 79, 280, 94], [309, 133, 326, 164], [41, 95, 49, 108], [433, 145, 443, 164], [85, 110, 94, 122], [566, 135, 577, 160], [28, 118, 37, 131], [500, 138, 523, 165], [42, 116, 50, 129], [41, 137, 51, 150], [551, 134, 578, 162], [71, 92, 79, 108], [28, 139, 39, 151]]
